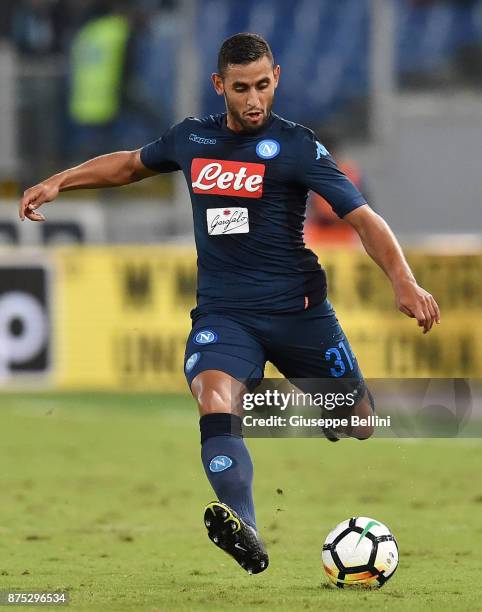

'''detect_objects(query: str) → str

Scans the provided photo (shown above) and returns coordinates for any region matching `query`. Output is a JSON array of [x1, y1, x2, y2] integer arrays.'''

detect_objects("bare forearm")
[[355, 212, 415, 287], [344, 204, 440, 332], [19, 149, 156, 221], [50, 151, 142, 192]]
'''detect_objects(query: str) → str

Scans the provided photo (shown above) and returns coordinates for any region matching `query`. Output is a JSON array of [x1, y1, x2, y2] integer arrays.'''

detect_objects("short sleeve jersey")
[[141, 113, 366, 314]]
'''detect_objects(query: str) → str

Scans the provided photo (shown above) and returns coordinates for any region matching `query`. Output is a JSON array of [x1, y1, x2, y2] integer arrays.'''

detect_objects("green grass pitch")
[[1, 393, 481, 611]]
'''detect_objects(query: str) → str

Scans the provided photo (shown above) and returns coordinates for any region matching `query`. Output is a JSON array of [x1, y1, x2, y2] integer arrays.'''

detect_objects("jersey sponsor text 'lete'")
[[192, 159, 265, 197]]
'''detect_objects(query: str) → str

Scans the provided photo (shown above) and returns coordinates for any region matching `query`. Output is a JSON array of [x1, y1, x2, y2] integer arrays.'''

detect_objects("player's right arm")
[[19, 123, 181, 222], [19, 150, 158, 222]]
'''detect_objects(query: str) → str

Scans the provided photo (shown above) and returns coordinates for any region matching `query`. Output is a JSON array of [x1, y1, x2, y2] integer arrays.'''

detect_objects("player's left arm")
[[344, 204, 441, 334]]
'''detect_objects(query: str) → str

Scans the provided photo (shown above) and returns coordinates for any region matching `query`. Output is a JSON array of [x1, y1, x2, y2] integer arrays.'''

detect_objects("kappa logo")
[[189, 133, 217, 145], [194, 329, 218, 345], [256, 139, 280, 159], [315, 141, 329, 159], [191, 158, 265, 198], [209, 455, 233, 472]]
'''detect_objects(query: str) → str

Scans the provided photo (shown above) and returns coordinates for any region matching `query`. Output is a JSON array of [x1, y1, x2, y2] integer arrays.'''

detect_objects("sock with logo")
[[200, 413, 256, 529]]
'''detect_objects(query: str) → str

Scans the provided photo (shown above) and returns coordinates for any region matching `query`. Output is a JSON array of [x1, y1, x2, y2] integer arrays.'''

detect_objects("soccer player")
[[19, 33, 440, 575]]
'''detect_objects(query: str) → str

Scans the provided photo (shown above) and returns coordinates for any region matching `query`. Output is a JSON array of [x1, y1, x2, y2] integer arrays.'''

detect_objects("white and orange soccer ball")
[[322, 517, 399, 588]]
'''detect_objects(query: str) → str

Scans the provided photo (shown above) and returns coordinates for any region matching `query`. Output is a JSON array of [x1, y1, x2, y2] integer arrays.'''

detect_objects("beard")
[[225, 96, 273, 133]]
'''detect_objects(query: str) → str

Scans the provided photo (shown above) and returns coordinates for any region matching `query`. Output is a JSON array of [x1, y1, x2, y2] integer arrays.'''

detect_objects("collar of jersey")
[[221, 112, 277, 137]]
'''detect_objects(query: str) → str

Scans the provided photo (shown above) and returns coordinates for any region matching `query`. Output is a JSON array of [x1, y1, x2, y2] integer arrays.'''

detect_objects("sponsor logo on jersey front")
[[209, 455, 233, 472], [206, 207, 249, 235], [256, 139, 280, 159], [194, 329, 218, 345], [191, 158, 265, 198]]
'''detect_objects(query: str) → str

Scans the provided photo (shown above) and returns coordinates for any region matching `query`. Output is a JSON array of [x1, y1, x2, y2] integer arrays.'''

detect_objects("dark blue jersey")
[[140, 113, 366, 314]]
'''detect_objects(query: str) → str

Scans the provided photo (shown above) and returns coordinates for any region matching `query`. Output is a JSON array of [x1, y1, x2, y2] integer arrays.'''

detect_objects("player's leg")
[[350, 387, 375, 439], [184, 314, 268, 573], [191, 369, 256, 528], [268, 299, 374, 440]]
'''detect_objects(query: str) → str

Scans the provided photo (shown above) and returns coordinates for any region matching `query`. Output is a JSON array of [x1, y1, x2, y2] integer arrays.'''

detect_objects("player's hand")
[[393, 279, 440, 334], [19, 181, 60, 222]]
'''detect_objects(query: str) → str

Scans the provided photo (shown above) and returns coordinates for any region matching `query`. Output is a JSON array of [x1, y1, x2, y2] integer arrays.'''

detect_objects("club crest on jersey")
[[185, 352, 200, 373], [256, 139, 280, 159], [191, 158, 265, 198], [209, 455, 233, 472], [194, 329, 218, 345]]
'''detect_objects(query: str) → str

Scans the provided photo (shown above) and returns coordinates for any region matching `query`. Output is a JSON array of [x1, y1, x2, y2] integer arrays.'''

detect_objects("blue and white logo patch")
[[315, 140, 329, 159], [194, 330, 218, 345], [185, 352, 200, 373], [256, 139, 280, 160], [209, 455, 233, 472]]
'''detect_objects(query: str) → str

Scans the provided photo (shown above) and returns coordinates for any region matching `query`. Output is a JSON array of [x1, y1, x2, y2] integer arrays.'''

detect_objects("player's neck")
[[226, 114, 243, 133]]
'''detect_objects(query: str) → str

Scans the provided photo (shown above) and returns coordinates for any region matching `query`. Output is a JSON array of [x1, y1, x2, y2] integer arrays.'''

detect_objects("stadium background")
[[0, 2, 481, 610], [0, 0, 481, 389]]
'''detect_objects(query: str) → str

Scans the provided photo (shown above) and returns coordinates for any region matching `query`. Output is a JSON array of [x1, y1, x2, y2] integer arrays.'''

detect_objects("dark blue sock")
[[200, 413, 256, 529]]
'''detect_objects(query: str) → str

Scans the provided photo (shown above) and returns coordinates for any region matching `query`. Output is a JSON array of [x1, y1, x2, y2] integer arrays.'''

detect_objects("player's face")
[[212, 56, 280, 133]]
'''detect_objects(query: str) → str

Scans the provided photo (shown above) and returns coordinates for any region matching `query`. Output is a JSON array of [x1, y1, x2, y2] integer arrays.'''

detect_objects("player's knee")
[[191, 371, 245, 416], [195, 387, 232, 415]]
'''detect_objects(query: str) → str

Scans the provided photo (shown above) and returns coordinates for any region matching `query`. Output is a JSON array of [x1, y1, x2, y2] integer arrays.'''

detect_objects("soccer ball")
[[322, 516, 399, 588]]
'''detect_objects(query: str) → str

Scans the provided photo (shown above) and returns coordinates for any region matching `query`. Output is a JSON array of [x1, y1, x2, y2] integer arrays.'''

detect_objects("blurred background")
[[0, 0, 480, 391]]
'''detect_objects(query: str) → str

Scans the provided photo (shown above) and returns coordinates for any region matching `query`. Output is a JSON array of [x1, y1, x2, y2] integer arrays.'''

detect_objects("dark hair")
[[217, 32, 274, 76]]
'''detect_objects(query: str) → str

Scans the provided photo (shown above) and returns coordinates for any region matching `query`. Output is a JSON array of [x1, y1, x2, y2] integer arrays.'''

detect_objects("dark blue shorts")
[[184, 299, 364, 391]]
